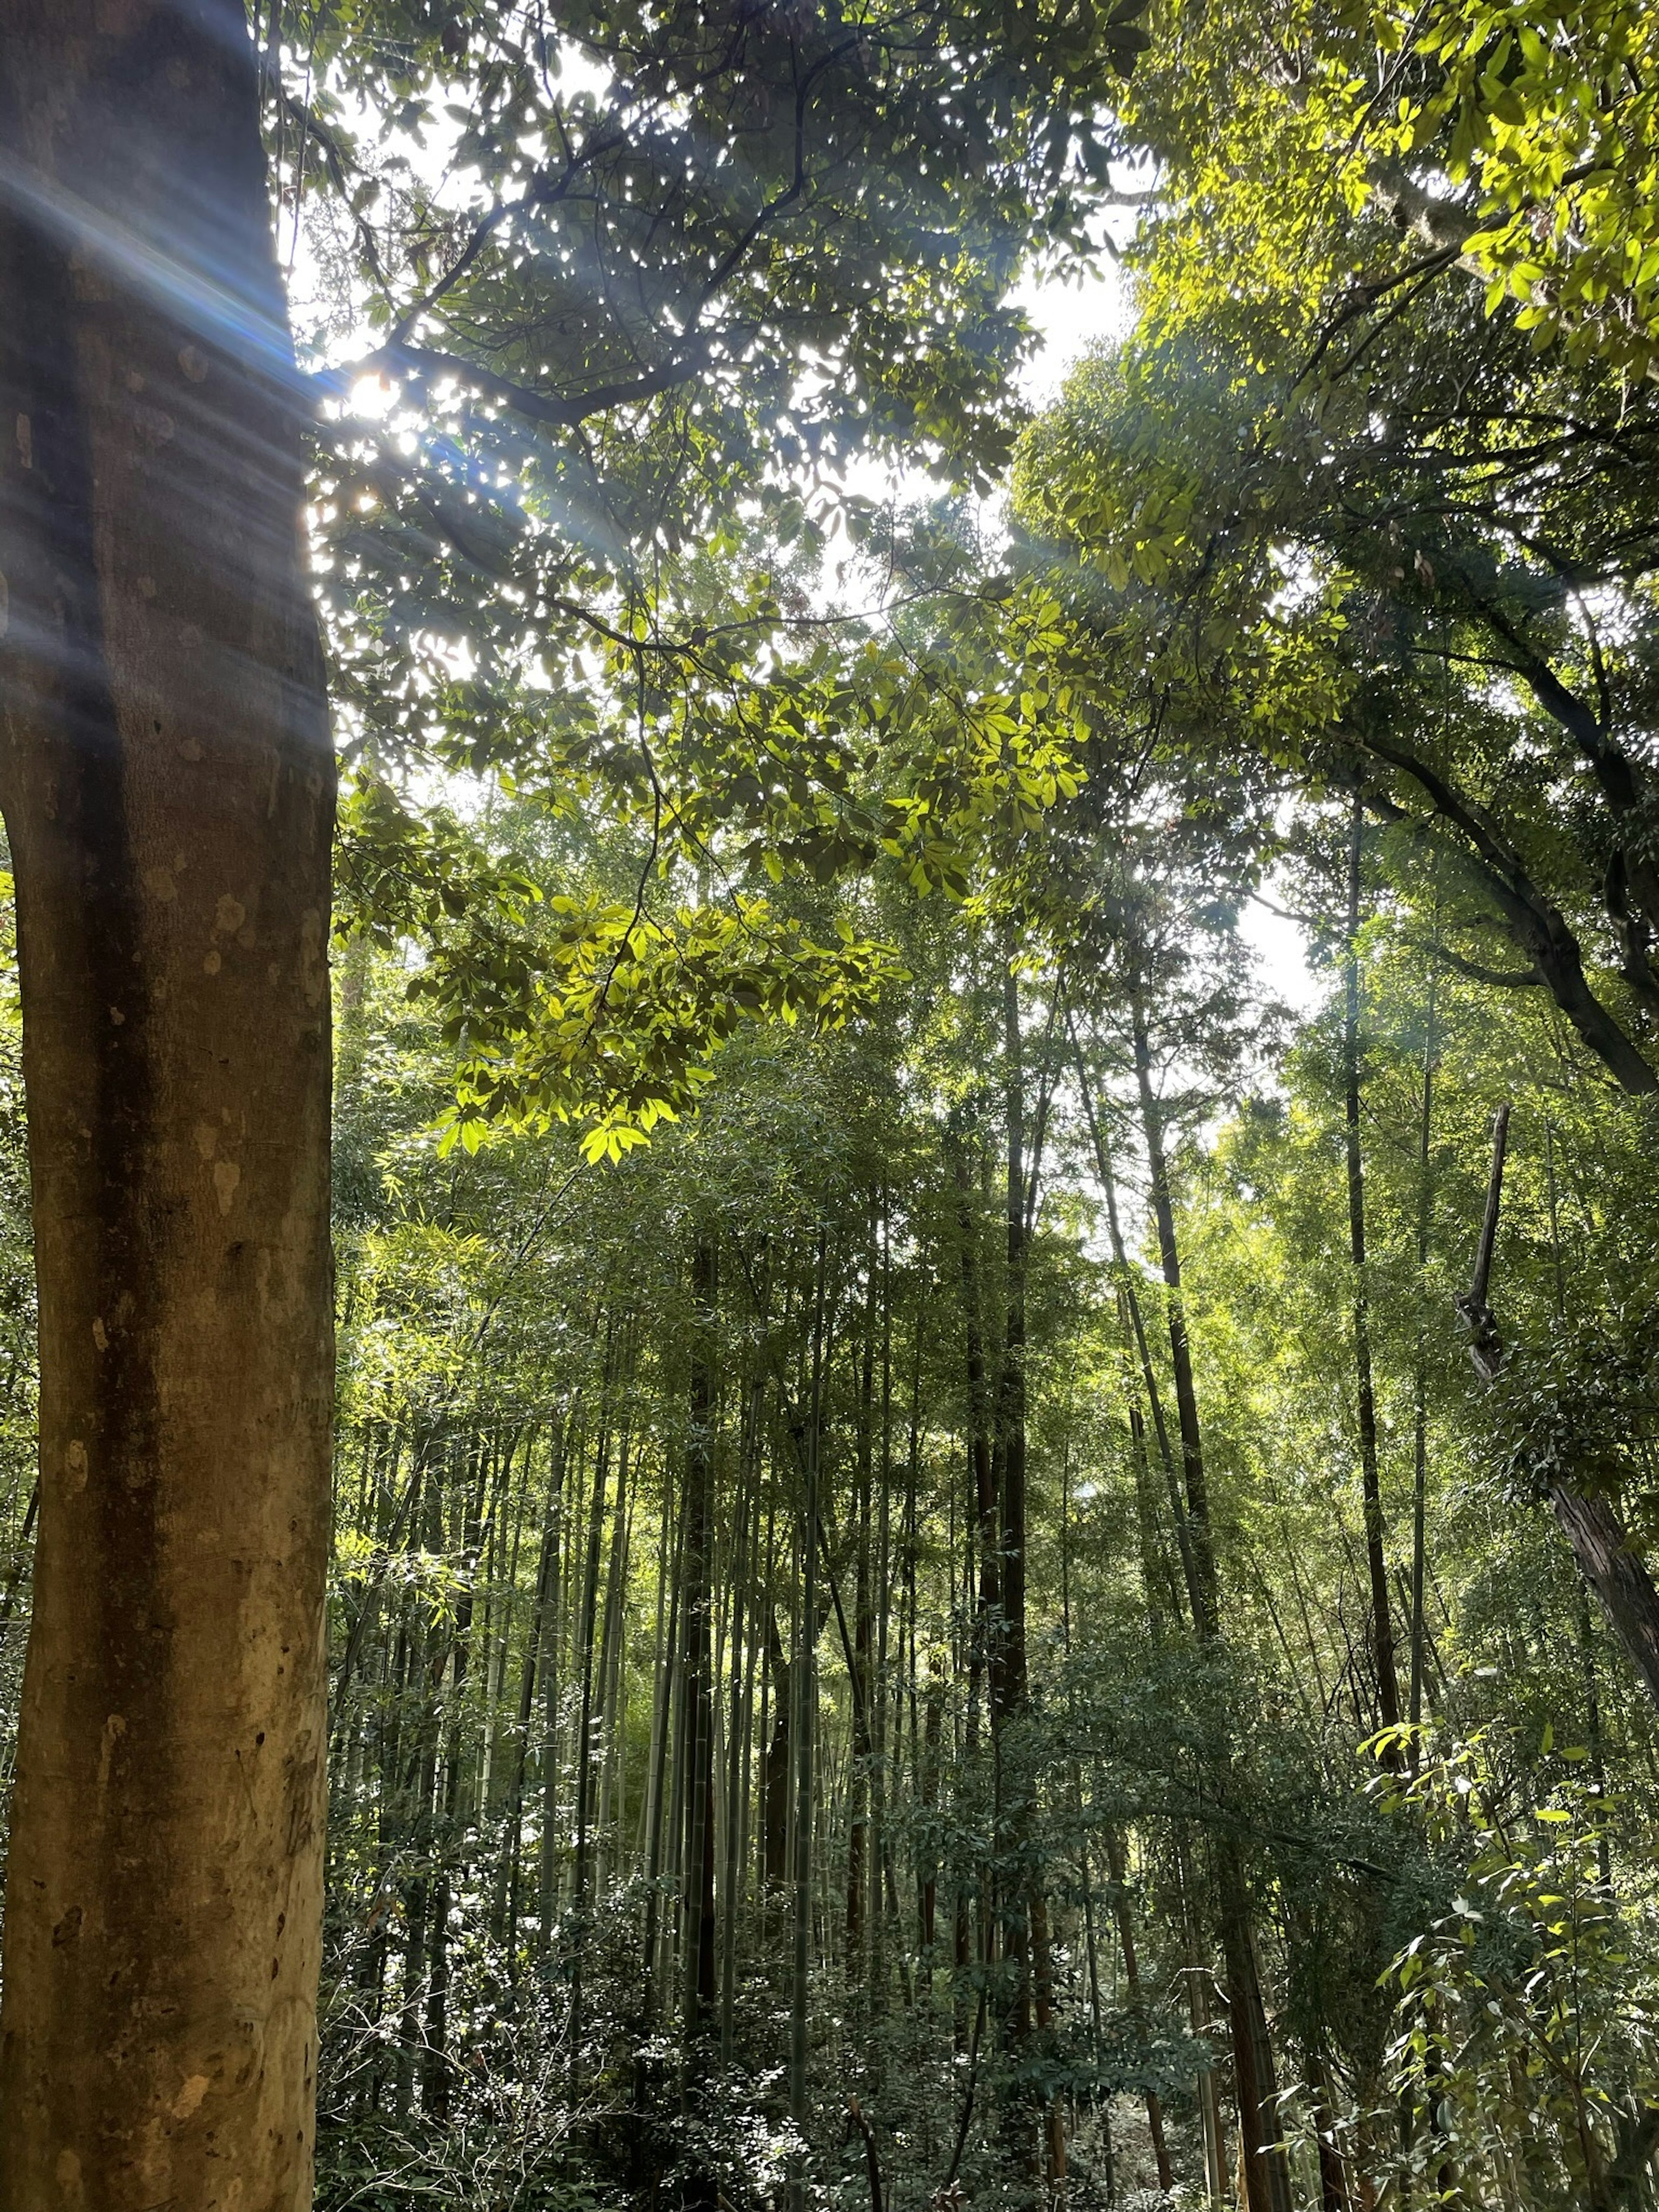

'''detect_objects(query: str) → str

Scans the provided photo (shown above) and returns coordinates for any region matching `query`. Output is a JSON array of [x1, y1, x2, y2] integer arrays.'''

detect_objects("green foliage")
[[1377, 1730, 1659, 2209]]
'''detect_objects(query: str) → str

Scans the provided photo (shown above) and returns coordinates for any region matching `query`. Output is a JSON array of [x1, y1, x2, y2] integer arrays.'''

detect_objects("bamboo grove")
[[215, 836, 1659, 2208]]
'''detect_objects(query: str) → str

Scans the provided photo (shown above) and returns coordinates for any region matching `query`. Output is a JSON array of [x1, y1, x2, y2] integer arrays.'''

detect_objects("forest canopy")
[[2, 0, 1659, 2209]]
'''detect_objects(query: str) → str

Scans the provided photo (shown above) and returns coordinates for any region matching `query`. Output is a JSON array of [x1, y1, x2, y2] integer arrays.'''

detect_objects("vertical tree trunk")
[[1409, 962, 1437, 1740], [1176, 1839, 1229, 2207], [1130, 976, 1290, 2212], [0, 2, 335, 2197], [569, 1376, 614, 2067], [1074, 1028, 1199, 1628], [681, 1234, 720, 2039], [788, 1237, 826, 2212], [721, 1403, 763, 2063], [763, 1606, 794, 1894], [998, 963, 1030, 1734], [1104, 1828, 1175, 2193], [502, 1427, 560, 1960], [846, 1226, 877, 1990], [1130, 982, 1220, 1634], [640, 1471, 683, 2036], [920, 1649, 944, 1976], [1344, 804, 1402, 1735], [595, 1430, 634, 1887], [869, 1209, 895, 2035], [949, 1133, 1002, 1714], [425, 1435, 487, 2117], [997, 963, 1066, 2195], [538, 1409, 577, 1960]]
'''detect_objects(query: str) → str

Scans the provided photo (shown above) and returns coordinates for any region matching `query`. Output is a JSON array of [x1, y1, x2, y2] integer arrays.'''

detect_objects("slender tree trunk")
[[1130, 976, 1290, 2212], [1309, 2050, 1351, 2212], [1177, 1839, 1228, 2207], [999, 963, 1030, 1736], [847, 1227, 876, 1992], [640, 1468, 682, 2040], [397, 1453, 439, 2129], [920, 1650, 944, 1975], [870, 1211, 895, 2037], [721, 1402, 763, 2063], [682, 1234, 720, 2040], [1074, 1027, 1199, 1628], [424, 1436, 487, 2117], [1344, 804, 1401, 1735], [1217, 1854, 1292, 2212], [566, 1375, 615, 2068], [0, 3, 335, 2194], [1409, 963, 1437, 1740], [1106, 1828, 1174, 2191], [502, 1428, 559, 1960], [997, 962, 1066, 2195], [788, 1240, 826, 2212], [763, 1606, 794, 1894], [949, 1134, 1002, 1711], [1130, 982, 1219, 1633], [539, 1416, 572, 1958], [596, 1428, 634, 1884]]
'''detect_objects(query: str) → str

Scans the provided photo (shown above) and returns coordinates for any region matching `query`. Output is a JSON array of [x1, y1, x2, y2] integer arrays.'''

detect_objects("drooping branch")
[[1355, 733, 1659, 1093]]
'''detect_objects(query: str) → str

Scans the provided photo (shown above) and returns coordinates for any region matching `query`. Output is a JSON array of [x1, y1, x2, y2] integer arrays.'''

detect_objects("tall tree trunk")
[[788, 1238, 826, 2212], [1130, 975, 1290, 2212], [569, 1376, 614, 2068], [998, 963, 1030, 1734], [640, 1467, 682, 2039], [425, 1435, 487, 2117], [538, 1409, 575, 1960], [1409, 960, 1437, 1740], [869, 1210, 895, 2038], [0, 2, 335, 2197], [949, 1133, 1002, 1712], [1176, 1838, 1229, 2207], [1074, 1027, 1199, 1628], [997, 963, 1066, 2194], [763, 1606, 794, 1894], [501, 1427, 561, 1960], [1130, 981, 1220, 1634], [1344, 804, 1401, 1735], [721, 1402, 763, 2063], [596, 1430, 634, 1887], [1105, 1827, 1174, 2192], [846, 1225, 877, 1990], [681, 1233, 720, 2039]]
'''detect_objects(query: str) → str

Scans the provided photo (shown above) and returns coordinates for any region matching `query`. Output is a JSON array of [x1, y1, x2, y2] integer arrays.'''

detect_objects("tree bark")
[[1130, 980, 1220, 1633], [1129, 974, 1289, 2212], [1547, 1482, 1659, 1712], [1344, 807, 1401, 1735], [0, 2, 335, 2200], [1105, 1827, 1174, 2192], [1409, 960, 1437, 1739], [681, 1235, 719, 2037], [787, 1238, 826, 2212], [1073, 1026, 1199, 1629]]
